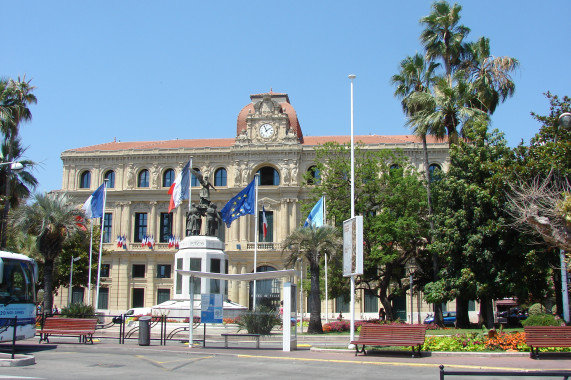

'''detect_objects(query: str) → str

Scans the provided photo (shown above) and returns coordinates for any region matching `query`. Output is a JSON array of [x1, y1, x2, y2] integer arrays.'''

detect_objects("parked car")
[[424, 311, 456, 326], [497, 308, 528, 326]]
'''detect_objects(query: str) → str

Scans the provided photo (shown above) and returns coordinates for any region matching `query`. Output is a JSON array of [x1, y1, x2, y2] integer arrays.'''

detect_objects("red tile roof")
[[64, 134, 446, 153]]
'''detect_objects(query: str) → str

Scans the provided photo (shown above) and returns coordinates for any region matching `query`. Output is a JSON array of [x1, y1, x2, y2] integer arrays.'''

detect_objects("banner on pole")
[[343, 216, 363, 276]]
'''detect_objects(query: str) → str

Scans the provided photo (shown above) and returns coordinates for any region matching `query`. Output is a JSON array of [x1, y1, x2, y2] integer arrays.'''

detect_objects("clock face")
[[259, 123, 275, 138]]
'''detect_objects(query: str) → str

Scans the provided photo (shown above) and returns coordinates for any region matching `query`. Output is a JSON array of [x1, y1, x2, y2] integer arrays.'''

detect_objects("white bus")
[[0, 251, 38, 342]]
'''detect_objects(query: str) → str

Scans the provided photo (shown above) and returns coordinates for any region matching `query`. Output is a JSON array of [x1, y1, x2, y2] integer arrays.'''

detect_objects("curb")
[[0, 354, 36, 367], [309, 347, 530, 357]]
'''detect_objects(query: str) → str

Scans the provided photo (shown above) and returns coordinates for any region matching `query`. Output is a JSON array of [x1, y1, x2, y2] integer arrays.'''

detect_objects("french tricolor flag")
[[262, 206, 268, 241], [168, 160, 191, 212]]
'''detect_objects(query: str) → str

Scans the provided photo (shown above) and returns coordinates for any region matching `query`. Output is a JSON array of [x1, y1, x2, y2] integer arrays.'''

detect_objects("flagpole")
[[323, 196, 328, 323], [94, 180, 108, 311], [348, 74, 356, 345], [253, 173, 259, 309], [188, 157, 193, 213], [87, 221, 94, 305]]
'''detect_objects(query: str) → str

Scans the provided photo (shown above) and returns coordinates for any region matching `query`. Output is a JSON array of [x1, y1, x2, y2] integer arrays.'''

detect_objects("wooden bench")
[[38, 317, 98, 344], [350, 324, 427, 357], [220, 333, 261, 349], [524, 326, 571, 359]]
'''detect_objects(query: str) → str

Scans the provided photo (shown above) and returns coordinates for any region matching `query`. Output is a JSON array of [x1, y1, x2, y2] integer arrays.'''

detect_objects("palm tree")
[[282, 225, 341, 334], [406, 74, 488, 146], [10, 192, 85, 315], [460, 37, 519, 115], [420, 0, 470, 81], [0, 76, 37, 248]]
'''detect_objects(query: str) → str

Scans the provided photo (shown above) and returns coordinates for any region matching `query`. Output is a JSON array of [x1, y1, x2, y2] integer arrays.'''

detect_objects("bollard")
[[138, 316, 152, 346]]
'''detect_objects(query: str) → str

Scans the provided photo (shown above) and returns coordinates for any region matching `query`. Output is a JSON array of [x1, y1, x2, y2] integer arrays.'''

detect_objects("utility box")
[[138, 316, 152, 346]]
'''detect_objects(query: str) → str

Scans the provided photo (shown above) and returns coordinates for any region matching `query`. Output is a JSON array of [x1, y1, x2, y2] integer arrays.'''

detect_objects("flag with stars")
[[220, 179, 256, 228]]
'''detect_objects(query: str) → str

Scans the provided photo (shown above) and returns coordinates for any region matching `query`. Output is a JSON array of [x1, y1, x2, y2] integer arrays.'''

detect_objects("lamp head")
[[559, 112, 571, 129]]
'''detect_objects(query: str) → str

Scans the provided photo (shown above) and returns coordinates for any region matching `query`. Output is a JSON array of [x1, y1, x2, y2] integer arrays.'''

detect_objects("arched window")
[[191, 168, 201, 187], [214, 168, 227, 187], [306, 166, 321, 185], [80, 171, 91, 189], [428, 164, 442, 182], [104, 170, 115, 188], [163, 169, 174, 188], [138, 169, 150, 188], [256, 166, 280, 186]]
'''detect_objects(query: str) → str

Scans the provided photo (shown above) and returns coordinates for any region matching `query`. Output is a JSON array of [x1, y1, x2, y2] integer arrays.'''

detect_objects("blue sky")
[[3, 0, 570, 194]]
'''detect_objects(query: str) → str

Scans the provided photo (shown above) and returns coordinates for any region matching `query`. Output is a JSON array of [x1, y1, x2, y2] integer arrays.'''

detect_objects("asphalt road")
[[2, 338, 571, 380]]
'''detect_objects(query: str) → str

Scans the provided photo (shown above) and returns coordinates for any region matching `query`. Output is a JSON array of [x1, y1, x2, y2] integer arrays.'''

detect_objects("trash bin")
[[138, 316, 152, 346]]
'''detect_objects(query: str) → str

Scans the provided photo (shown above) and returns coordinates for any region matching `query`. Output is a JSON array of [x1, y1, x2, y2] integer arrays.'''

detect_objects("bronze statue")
[[183, 170, 221, 237], [205, 204, 222, 237], [186, 203, 202, 236]]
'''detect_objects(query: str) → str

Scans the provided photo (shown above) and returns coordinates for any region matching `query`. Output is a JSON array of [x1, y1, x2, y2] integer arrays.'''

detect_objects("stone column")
[[229, 265, 238, 303], [239, 265, 248, 307]]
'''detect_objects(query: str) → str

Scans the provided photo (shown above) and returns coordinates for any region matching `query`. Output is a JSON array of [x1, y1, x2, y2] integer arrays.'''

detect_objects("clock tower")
[[235, 91, 303, 145]]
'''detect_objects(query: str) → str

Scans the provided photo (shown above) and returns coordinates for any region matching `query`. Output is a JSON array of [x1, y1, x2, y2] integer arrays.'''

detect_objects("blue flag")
[[82, 183, 106, 219], [220, 180, 256, 228], [303, 196, 324, 228]]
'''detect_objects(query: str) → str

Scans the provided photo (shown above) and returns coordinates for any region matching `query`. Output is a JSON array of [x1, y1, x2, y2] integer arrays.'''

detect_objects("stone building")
[[56, 91, 450, 320]]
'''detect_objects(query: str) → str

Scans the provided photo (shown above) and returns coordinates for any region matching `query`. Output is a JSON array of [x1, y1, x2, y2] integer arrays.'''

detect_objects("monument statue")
[[186, 204, 202, 236], [205, 204, 222, 237], [183, 169, 222, 237]]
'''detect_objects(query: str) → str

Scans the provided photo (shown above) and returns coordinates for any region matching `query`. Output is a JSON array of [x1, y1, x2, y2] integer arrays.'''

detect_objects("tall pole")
[[299, 258, 303, 334], [324, 196, 329, 323], [188, 157, 193, 213], [557, 113, 571, 323], [253, 173, 260, 309], [348, 74, 356, 344], [94, 180, 108, 311], [87, 222, 94, 305]]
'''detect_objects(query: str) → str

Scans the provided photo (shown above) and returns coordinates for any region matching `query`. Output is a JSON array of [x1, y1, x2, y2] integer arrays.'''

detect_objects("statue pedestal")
[[152, 235, 246, 319], [173, 235, 228, 301]]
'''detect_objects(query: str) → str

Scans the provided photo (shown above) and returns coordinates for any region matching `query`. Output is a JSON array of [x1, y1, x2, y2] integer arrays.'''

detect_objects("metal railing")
[[439, 365, 571, 379]]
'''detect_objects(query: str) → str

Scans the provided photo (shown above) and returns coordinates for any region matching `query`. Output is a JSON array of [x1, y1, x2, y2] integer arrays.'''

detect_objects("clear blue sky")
[[3, 0, 570, 194]]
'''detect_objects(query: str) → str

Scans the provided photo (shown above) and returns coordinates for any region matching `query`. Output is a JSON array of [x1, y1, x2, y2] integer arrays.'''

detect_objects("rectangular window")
[[258, 210, 273, 242], [134, 213, 148, 242], [468, 300, 476, 311], [364, 289, 378, 313], [159, 213, 173, 243], [132, 288, 144, 308], [103, 213, 112, 243], [176, 258, 183, 295], [100, 264, 110, 278], [98, 287, 109, 309], [336, 295, 350, 313], [156, 264, 171, 278], [157, 289, 170, 304], [189, 258, 201, 294], [71, 287, 85, 304], [210, 258, 221, 294], [132, 264, 146, 278]]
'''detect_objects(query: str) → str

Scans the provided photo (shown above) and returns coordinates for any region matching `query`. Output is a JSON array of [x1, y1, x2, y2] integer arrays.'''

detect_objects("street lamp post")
[[558, 113, 571, 324]]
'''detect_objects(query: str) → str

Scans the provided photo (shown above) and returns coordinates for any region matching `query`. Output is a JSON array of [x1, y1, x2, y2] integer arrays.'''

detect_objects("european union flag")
[[220, 179, 256, 227]]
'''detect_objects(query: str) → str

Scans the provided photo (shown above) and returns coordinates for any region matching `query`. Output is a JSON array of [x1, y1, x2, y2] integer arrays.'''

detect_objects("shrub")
[[521, 313, 561, 326], [59, 303, 96, 318], [528, 303, 551, 315], [235, 306, 281, 335]]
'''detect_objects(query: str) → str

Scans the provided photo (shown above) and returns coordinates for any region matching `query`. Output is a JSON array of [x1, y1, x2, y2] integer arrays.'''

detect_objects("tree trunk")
[[43, 258, 54, 315], [307, 262, 322, 334], [422, 135, 443, 326], [378, 272, 394, 321], [455, 297, 471, 328], [479, 296, 495, 329]]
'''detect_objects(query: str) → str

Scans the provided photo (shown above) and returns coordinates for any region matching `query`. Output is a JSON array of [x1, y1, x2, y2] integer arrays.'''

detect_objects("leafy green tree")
[[282, 225, 341, 333], [10, 192, 85, 314], [306, 143, 430, 321], [429, 125, 537, 328]]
